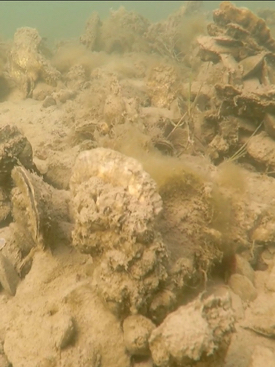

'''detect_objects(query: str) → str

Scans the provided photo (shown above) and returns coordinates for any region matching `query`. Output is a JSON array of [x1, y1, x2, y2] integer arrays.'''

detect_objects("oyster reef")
[[0, 2, 275, 366]]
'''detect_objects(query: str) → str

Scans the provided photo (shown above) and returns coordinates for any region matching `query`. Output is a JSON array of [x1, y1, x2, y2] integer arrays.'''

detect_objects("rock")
[[0, 189, 11, 226], [123, 315, 155, 356], [98, 7, 149, 54], [53, 89, 75, 103], [229, 290, 244, 321], [42, 96, 56, 108], [241, 292, 275, 338], [103, 93, 126, 125], [235, 254, 255, 284], [44, 149, 79, 190], [80, 12, 101, 50], [0, 253, 20, 296], [149, 291, 235, 367], [32, 82, 54, 101], [254, 270, 269, 290], [146, 63, 181, 108], [53, 313, 76, 350], [247, 132, 275, 177], [3, 257, 131, 367], [264, 113, 275, 139], [149, 289, 176, 325], [133, 359, 153, 367], [265, 262, 275, 291], [33, 157, 48, 175], [228, 274, 257, 302], [0, 354, 10, 367], [248, 346, 275, 367]]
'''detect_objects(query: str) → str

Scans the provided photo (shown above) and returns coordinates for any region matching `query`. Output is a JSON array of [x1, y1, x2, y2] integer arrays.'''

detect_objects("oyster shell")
[[264, 113, 275, 139], [239, 52, 269, 79], [11, 166, 72, 275], [0, 124, 35, 185], [214, 35, 243, 47]]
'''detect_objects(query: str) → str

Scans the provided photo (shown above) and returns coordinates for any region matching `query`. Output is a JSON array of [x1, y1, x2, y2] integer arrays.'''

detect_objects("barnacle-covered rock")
[[8, 27, 61, 98], [70, 148, 169, 316], [149, 289, 235, 367]]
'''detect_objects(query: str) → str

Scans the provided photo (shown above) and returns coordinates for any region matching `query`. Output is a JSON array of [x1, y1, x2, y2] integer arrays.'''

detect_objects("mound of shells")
[[195, 1, 275, 164]]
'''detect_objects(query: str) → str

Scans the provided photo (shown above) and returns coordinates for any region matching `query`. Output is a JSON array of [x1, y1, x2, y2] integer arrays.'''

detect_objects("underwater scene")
[[1, 1, 275, 366]]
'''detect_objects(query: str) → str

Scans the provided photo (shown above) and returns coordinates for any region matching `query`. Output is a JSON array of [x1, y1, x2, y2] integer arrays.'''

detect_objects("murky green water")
[[1, 1, 275, 42]]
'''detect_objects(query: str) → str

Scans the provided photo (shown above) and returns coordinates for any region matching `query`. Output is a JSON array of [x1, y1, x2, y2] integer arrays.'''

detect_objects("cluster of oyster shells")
[[196, 1, 275, 163]]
